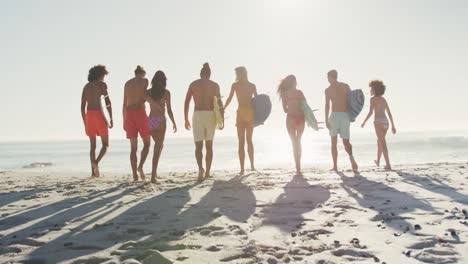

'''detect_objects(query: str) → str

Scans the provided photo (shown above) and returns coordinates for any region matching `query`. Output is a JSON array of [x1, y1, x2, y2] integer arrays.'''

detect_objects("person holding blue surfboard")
[[184, 63, 224, 182], [80, 65, 113, 177], [278, 75, 306, 176], [224, 66, 257, 175], [324, 70, 358, 172]]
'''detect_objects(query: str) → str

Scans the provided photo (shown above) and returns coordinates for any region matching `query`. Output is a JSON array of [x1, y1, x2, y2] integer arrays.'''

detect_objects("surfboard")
[[348, 89, 365, 122], [213, 96, 223, 129], [100, 95, 111, 128], [301, 100, 321, 131], [252, 94, 272, 126]]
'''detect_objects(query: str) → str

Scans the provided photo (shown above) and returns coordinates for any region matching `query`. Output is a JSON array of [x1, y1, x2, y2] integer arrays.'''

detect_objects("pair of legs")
[[374, 123, 391, 170], [236, 123, 255, 175], [150, 121, 166, 183], [195, 140, 213, 181], [89, 135, 109, 177], [129, 136, 151, 181], [330, 136, 358, 172], [286, 117, 304, 176]]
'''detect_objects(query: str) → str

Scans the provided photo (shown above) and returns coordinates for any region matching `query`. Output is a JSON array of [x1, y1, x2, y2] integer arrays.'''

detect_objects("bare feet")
[[92, 163, 100, 177], [150, 176, 158, 184], [330, 167, 338, 172], [384, 165, 392, 171], [197, 168, 205, 182], [205, 171, 212, 179], [239, 169, 245, 176], [374, 160, 380, 167], [138, 168, 146, 181], [295, 170, 303, 177]]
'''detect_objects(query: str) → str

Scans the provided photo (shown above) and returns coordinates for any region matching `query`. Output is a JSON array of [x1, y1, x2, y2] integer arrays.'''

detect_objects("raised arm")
[[81, 88, 87, 130], [184, 85, 193, 130], [324, 89, 331, 129], [165, 90, 177, 133], [102, 83, 113, 128], [215, 84, 225, 129], [361, 98, 374, 128], [224, 84, 236, 111], [385, 99, 397, 134]]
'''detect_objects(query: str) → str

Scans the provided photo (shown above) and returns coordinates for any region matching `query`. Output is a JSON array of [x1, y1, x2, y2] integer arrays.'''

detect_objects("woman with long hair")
[[278, 75, 306, 176], [145, 70, 177, 183]]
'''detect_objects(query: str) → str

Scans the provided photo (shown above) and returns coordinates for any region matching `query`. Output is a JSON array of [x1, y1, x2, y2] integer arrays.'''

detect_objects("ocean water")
[[0, 131, 467, 175]]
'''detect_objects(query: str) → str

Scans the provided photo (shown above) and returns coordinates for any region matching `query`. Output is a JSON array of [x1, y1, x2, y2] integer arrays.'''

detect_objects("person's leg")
[[295, 122, 305, 175], [205, 140, 213, 178], [151, 123, 166, 183], [195, 141, 204, 181], [237, 124, 246, 175], [286, 118, 299, 174], [246, 125, 255, 171], [376, 124, 390, 169], [129, 138, 138, 181], [89, 136, 97, 177], [343, 139, 358, 171], [330, 136, 338, 171], [374, 124, 382, 167], [96, 135, 109, 163], [138, 135, 151, 180]]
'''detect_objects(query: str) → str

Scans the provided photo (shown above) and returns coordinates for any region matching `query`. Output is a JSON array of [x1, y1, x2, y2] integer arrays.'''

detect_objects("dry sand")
[[0, 162, 467, 263]]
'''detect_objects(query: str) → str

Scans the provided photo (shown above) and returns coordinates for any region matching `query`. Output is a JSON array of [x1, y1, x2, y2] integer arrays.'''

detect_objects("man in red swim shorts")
[[81, 65, 113, 177], [123, 66, 151, 182]]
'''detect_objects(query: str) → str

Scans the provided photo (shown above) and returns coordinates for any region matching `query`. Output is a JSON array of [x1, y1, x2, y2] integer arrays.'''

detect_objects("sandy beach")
[[0, 162, 467, 264]]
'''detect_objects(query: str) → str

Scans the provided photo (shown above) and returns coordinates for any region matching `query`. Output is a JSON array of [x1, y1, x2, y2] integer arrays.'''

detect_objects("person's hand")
[[109, 119, 114, 129], [220, 120, 224, 130], [326, 120, 331, 130], [392, 126, 397, 134], [173, 123, 177, 133], [185, 119, 191, 130], [361, 122, 366, 128]]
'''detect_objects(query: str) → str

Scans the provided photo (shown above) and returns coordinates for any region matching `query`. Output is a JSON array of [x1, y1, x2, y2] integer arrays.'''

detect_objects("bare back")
[[83, 81, 107, 111], [145, 90, 168, 117], [326, 82, 350, 112], [189, 79, 220, 111], [372, 96, 388, 120], [124, 77, 149, 110], [233, 81, 256, 109]]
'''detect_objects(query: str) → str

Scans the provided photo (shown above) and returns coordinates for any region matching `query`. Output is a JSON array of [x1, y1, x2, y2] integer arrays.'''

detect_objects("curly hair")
[[369, 80, 386, 96], [88, 65, 108, 82]]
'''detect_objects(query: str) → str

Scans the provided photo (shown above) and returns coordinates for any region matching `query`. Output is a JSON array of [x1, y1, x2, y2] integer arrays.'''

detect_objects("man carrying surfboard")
[[224, 66, 257, 175], [324, 70, 358, 172], [123, 65, 151, 182], [81, 65, 113, 177], [184, 63, 224, 181]]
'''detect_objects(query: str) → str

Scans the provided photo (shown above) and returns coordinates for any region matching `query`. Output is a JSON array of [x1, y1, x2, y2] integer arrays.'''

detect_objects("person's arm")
[[281, 96, 288, 113], [184, 85, 193, 130], [122, 84, 127, 130], [102, 83, 113, 128], [324, 90, 331, 129], [386, 99, 397, 134], [361, 98, 374, 128], [216, 84, 225, 130], [81, 88, 87, 131], [224, 84, 235, 111], [166, 90, 177, 133]]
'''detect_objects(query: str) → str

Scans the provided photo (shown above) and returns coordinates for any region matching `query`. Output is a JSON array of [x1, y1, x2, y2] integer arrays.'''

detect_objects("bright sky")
[[1, 0, 467, 142]]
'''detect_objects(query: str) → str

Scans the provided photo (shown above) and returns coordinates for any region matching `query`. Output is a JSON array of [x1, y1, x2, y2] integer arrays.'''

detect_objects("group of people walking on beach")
[[81, 63, 396, 183]]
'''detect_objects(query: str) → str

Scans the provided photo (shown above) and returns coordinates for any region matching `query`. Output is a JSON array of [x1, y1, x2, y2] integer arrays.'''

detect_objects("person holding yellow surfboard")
[[184, 63, 224, 182]]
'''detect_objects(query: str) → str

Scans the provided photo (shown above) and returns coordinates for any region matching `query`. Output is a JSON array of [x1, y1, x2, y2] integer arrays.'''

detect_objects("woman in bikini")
[[278, 75, 306, 176], [145, 70, 177, 183], [361, 80, 396, 170], [224, 66, 257, 175]]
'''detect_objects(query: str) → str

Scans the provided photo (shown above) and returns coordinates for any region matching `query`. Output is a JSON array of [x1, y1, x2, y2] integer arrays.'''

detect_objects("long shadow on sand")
[[396, 171, 468, 205], [262, 174, 330, 232], [21, 175, 256, 263], [339, 171, 437, 231]]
